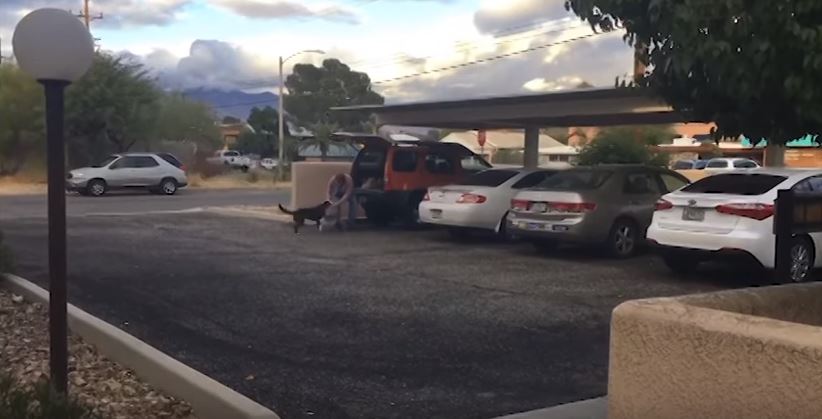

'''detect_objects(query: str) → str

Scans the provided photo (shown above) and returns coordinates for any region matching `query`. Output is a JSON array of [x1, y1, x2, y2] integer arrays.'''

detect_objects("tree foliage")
[[0, 65, 43, 176], [152, 93, 221, 151], [285, 58, 384, 131], [565, 0, 822, 147], [577, 127, 666, 166], [235, 106, 279, 157]]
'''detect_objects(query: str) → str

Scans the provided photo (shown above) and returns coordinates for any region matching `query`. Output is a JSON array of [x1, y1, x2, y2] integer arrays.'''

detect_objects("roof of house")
[[442, 130, 565, 152]]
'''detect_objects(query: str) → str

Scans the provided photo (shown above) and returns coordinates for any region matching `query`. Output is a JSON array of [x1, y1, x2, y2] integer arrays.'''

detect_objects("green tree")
[[234, 106, 279, 157], [565, 0, 822, 165], [236, 131, 274, 157], [577, 127, 666, 166], [64, 54, 160, 166], [301, 121, 340, 161], [285, 58, 384, 131], [0, 65, 43, 176], [153, 93, 221, 151]]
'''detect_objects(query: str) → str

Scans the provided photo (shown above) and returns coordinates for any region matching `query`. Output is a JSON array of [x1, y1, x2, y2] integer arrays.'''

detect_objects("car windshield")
[[681, 174, 787, 195], [458, 169, 518, 187], [706, 160, 728, 168], [534, 169, 612, 190], [672, 161, 693, 170], [92, 155, 118, 168]]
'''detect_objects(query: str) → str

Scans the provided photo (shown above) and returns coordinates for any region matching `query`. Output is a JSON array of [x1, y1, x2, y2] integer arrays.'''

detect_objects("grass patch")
[[0, 374, 100, 419]]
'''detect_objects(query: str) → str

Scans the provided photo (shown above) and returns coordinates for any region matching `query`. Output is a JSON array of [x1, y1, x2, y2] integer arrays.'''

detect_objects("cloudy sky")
[[0, 0, 634, 103]]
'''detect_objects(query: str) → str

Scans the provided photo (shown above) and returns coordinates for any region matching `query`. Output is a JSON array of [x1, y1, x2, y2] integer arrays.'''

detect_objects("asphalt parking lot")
[[0, 204, 753, 419]]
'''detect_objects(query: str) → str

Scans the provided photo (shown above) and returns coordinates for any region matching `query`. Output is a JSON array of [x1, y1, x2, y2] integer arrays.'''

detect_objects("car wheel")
[[86, 179, 107, 197], [662, 253, 700, 275], [608, 219, 639, 258], [364, 202, 393, 227], [787, 236, 815, 283], [160, 178, 178, 196]]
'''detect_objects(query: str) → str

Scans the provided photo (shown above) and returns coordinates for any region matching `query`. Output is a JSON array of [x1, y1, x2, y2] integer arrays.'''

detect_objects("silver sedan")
[[419, 166, 566, 235]]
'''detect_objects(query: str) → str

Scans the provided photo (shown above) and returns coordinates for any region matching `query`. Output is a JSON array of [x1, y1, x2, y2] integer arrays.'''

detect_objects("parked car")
[[671, 159, 708, 170], [419, 166, 566, 236], [648, 169, 822, 282], [507, 165, 690, 257], [704, 157, 760, 171], [207, 150, 252, 171], [260, 158, 278, 170], [334, 132, 492, 226], [66, 152, 188, 196]]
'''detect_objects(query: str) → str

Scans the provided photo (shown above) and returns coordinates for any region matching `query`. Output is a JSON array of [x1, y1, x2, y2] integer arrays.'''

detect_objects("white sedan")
[[648, 168, 822, 282], [260, 158, 278, 170], [419, 167, 565, 235]]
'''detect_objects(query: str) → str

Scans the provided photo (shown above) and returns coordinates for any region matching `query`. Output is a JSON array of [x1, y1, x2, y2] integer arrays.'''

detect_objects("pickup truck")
[[208, 150, 252, 171]]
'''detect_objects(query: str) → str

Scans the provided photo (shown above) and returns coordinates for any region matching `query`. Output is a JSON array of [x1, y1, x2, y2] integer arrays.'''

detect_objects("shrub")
[[577, 127, 669, 166], [0, 374, 99, 419]]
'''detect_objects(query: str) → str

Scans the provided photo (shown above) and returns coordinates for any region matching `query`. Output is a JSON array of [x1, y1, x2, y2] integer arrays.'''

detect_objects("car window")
[[734, 160, 758, 168], [391, 149, 417, 172], [792, 176, 822, 194], [534, 169, 612, 190], [424, 153, 454, 174], [511, 171, 555, 189], [357, 148, 385, 168], [458, 170, 518, 187], [624, 172, 662, 194], [226, 151, 239, 157], [110, 156, 140, 169], [157, 153, 183, 168], [93, 155, 119, 168], [694, 160, 708, 169], [671, 160, 693, 170], [682, 174, 787, 195], [134, 156, 160, 168], [660, 173, 689, 192], [706, 160, 728, 168], [460, 155, 492, 172]]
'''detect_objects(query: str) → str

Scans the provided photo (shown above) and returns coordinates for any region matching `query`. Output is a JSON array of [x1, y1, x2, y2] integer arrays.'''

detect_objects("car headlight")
[[72, 172, 85, 178]]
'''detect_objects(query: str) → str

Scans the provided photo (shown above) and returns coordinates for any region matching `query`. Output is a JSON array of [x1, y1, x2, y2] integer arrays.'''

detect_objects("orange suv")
[[333, 133, 491, 225]]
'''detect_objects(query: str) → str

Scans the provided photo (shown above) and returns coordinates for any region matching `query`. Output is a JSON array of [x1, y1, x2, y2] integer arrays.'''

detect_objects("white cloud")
[[523, 76, 584, 92], [0, 0, 190, 30], [474, 0, 572, 35], [210, 0, 360, 24]]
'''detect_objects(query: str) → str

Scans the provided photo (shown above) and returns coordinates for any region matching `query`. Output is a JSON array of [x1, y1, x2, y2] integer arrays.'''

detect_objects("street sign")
[[477, 130, 487, 147]]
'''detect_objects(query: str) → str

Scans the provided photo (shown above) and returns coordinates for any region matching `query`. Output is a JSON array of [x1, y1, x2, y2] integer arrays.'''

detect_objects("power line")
[[372, 32, 605, 85]]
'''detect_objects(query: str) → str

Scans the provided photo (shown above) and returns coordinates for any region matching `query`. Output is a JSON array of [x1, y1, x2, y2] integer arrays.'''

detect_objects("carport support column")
[[524, 127, 540, 169]]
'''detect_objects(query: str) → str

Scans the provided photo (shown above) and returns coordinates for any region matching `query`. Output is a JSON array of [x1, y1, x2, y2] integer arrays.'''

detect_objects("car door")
[[106, 156, 140, 187], [792, 176, 822, 266], [132, 156, 162, 185], [622, 170, 665, 230]]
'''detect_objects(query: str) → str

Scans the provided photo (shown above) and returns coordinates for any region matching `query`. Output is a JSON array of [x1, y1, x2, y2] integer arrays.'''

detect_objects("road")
[[0, 204, 753, 419], [0, 188, 290, 219]]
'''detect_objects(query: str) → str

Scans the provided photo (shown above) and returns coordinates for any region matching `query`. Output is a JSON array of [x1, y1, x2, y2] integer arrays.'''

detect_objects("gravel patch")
[[0, 289, 197, 419]]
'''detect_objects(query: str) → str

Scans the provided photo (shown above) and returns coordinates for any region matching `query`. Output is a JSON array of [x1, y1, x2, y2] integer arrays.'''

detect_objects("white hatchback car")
[[704, 157, 760, 171], [648, 168, 822, 282], [419, 167, 565, 235]]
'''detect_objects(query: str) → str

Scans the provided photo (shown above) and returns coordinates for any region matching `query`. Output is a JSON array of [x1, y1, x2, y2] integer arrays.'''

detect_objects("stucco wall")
[[608, 283, 822, 419]]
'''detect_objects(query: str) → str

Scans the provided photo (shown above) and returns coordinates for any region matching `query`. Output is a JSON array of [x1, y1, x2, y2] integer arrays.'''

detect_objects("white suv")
[[648, 168, 822, 282], [66, 152, 188, 197]]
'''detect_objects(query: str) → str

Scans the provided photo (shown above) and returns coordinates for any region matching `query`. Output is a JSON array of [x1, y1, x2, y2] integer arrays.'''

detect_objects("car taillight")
[[549, 202, 596, 213], [180, 164, 187, 173], [457, 193, 486, 204], [511, 199, 529, 211], [655, 199, 674, 211], [715, 203, 774, 220], [422, 192, 430, 201]]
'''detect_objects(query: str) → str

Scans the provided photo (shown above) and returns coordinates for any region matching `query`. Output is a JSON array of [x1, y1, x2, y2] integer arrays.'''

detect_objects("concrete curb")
[[494, 397, 607, 419], [1, 273, 280, 419]]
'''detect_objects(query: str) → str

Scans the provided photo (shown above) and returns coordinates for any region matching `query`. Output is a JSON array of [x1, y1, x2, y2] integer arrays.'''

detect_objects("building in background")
[[441, 130, 578, 165]]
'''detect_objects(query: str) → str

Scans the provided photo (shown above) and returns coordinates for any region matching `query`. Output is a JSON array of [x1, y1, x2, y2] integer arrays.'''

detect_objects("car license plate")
[[682, 207, 705, 221], [519, 222, 543, 231], [531, 203, 548, 213], [430, 209, 443, 219]]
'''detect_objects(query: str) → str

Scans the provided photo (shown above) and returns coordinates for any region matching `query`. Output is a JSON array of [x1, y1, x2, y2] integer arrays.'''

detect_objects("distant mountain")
[[183, 88, 279, 121]]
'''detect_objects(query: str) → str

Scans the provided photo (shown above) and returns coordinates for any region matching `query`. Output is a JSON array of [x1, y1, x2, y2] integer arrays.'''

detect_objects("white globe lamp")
[[13, 8, 94, 82]]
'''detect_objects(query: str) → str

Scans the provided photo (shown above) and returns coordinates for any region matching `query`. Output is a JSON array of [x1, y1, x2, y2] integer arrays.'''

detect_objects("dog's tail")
[[278, 203, 295, 215]]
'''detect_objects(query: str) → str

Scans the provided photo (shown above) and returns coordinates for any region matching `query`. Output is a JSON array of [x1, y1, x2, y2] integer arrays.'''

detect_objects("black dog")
[[279, 201, 332, 233]]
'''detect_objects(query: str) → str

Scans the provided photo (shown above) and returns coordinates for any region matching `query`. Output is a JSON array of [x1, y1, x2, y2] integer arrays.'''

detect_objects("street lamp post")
[[277, 49, 325, 182], [13, 8, 94, 395]]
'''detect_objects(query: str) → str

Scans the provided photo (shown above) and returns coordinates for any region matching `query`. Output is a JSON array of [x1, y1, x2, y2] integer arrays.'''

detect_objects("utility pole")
[[75, 0, 103, 30], [0, 37, 5, 64]]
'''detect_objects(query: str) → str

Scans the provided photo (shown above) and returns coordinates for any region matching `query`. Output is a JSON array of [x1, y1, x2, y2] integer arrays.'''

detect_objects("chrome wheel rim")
[[615, 225, 635, 255], [90, 182, 104, 195], [790, 243, 812, 282], [162, 181, 176, 194]]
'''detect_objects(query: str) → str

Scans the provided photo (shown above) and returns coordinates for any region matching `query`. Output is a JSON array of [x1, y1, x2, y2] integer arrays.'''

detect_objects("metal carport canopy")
[[332, 88, 703, 129]]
